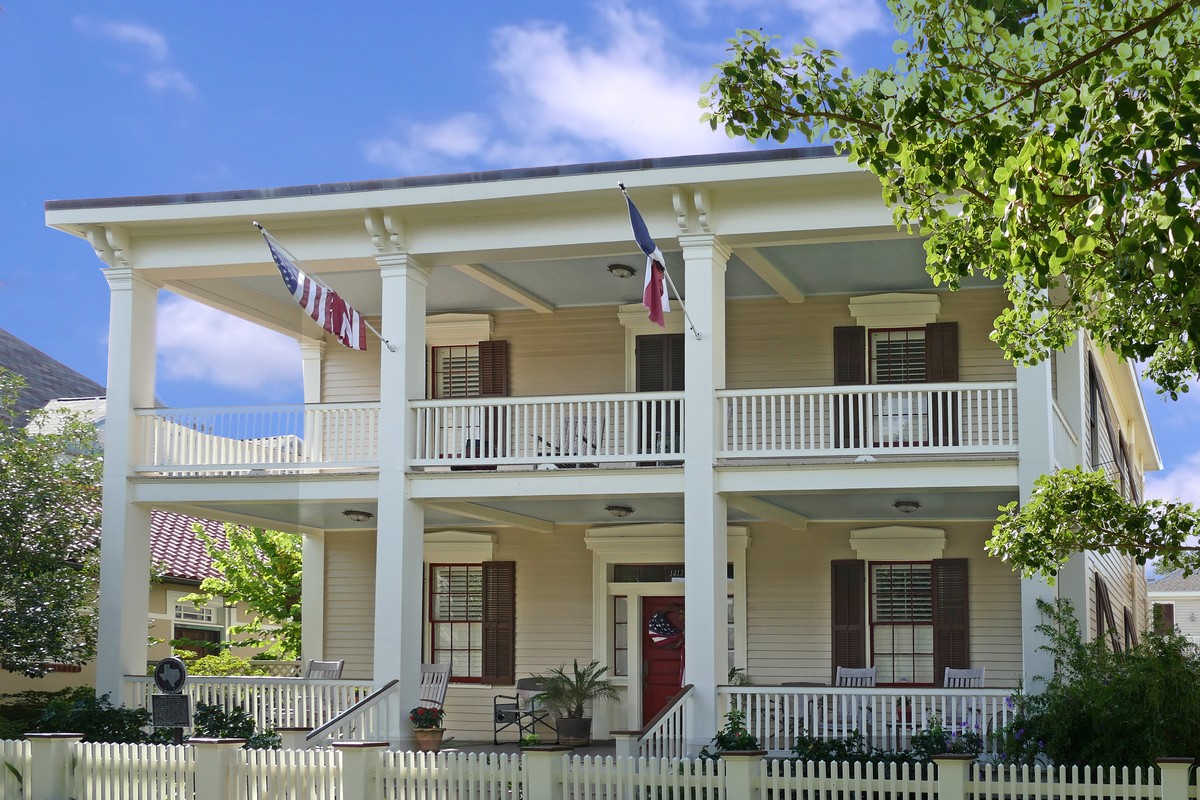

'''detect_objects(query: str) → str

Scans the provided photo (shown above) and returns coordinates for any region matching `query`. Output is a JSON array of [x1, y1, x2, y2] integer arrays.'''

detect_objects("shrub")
[[699, 708, 761, 759], [998, 598, 1200, 768], [192, 702, 280, 749], [0, 689, 77, 739], [34, 687, 169, 743], [909, 717, 983, 762], [792, 730, 877, 763], [185, 651, 269, 677]]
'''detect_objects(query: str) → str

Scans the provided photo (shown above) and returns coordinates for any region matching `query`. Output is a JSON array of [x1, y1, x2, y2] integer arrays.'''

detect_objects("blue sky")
[[0, 2, 1196, 506]]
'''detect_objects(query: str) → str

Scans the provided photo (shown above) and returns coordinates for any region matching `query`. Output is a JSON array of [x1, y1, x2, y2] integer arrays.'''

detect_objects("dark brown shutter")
[[933, 559, 970, 682], [834, 326, 867, 385], [636, 334, 684, 391], [482, 561, 516, 685], [1095, 573, 1122, 652], [924, 322, 959, 382], [1123, 606, 1138, 650], [478, 340, 509, 397], [831, 560, 867, 682]]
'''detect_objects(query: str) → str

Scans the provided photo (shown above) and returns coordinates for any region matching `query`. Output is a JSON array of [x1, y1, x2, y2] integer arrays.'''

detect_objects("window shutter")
[[932, 559, 970, 681], [924, 322, 959, 382], [637, 334, 684, 391], [1154, 603, 1175, 634], [834, 326, 867, 385], [478, 340, 509, 397], [831, 560, 867, 681], [1094, 573, 1122, 652], [482, 561, 516, 685]]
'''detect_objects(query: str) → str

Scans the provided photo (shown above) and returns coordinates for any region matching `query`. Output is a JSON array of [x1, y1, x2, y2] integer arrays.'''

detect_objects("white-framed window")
[[428, 563, 484, 681], [870, 328, 926, 384], [870, 561, 934, 685], [431, 344, 481, 399]]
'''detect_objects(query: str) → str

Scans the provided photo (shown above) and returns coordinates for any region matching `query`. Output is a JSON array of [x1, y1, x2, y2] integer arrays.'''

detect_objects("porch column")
[[298, 338, 325, 403], [1016, 359, 1056, 692], [301, 531, 325, 666], [96, 266, 159, 701], [1054, 336, 1090, 634], [679, 233, 730, 752], [372, 252, 429, 746]]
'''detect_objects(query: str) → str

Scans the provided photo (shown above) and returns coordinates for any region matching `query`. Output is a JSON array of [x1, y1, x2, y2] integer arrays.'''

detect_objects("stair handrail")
[[305, 678, 399, 745]]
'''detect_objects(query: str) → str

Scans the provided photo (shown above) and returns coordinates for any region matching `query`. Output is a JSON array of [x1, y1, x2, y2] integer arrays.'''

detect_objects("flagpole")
[[617, 184, 702, 340], [253, 222, 396, 353]]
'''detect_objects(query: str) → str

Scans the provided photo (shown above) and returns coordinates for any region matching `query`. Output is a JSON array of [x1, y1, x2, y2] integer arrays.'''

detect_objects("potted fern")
[[534, 659, 620, 746]]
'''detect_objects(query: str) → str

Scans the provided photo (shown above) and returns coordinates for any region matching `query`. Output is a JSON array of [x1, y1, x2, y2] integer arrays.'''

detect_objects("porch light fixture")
[[607, 263, 636, 279], [342, 509, 374, 523], [604, 504, 634, 518], [893, 500, 921, 514]]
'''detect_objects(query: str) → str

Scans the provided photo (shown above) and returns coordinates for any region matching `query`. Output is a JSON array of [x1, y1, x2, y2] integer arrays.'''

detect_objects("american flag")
[[622, 191, 670, 327], [648, 610, 683, 647], [265, 235, 368, 351]]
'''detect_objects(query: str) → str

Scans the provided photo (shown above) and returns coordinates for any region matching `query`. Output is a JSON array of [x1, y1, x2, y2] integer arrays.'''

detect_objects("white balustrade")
[[719, 382, 1018, 458], [637, 684, 693, 759], [1052, 401, 1080, 468], [411, 392, 684, 468], [125, 676, 374, 732], [135, 403, 380, 474], [718, 685, 1014, 755]]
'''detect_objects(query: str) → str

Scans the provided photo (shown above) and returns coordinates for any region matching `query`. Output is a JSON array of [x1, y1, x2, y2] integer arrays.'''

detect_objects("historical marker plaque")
[[151, 693, 192, 729]]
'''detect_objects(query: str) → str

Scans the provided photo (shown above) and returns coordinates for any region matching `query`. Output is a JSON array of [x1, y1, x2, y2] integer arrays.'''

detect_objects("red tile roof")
[[150, 510, 228, 583]]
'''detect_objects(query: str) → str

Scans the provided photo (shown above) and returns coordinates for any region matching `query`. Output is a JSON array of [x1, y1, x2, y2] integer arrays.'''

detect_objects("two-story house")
[[45, 147, 1157, 750]]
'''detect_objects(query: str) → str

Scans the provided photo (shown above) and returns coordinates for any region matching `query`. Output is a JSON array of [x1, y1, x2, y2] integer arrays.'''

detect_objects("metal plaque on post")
[[151, 656, 191, 741]]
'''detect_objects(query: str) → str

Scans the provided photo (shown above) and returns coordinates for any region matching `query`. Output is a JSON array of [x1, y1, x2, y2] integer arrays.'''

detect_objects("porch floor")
[[440, 739, 617, 757]]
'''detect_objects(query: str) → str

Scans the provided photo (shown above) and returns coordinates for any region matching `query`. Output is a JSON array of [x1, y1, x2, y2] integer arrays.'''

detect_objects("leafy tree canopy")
[[703, 0, 1200, 397], [990, 467, 1200, 579], [0, 370, 102, 676], [182, 524, 301, 660]]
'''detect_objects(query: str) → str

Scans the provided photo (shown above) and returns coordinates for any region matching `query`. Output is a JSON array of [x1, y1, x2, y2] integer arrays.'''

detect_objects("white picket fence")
[[3, 738, 1193, 800], [0, 738, 28, 800]]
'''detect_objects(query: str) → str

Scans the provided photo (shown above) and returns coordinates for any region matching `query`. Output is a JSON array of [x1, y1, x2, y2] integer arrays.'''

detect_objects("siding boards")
[[323, 531, 376, 679], [492, 308, 626, 396]]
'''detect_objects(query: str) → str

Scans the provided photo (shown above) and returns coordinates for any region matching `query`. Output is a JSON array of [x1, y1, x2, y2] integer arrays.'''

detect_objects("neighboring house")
[[46, 148, 1159, 748], [0, 335, 268, 695], [1148, 569, 1200, 644]]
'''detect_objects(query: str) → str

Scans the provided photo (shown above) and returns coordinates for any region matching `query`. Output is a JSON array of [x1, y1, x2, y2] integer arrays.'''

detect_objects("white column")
[[371, 254, 429, 745], [96, 267, 158, 701], [679, 234, 730, 752], [1055, 336, 1090, 635], [301, 531, 325, 666], [1016, 359, 1057, 692], [298, 338, 325, 403]]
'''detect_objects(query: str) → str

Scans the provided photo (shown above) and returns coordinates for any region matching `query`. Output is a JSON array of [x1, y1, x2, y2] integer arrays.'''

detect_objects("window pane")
[[871, 562, 934, 686], [871, 329, 925, 384]]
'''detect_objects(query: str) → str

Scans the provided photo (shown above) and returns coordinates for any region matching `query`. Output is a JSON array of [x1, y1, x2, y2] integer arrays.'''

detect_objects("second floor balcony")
[[133, 381, 1019, 476]]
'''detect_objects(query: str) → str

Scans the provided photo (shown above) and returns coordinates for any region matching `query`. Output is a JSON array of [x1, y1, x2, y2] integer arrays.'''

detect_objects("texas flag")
[[623, 192, 670, 327], [264, 235, 368, 351]]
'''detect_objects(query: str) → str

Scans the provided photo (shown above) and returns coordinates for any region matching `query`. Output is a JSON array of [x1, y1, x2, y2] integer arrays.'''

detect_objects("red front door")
[[642, 597, 685, 725]]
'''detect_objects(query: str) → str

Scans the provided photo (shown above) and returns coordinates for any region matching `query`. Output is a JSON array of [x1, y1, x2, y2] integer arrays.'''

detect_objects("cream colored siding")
[[1087, 550, 1147, 643], [324, 531, 377, 679], [942, 291, 1015, 383], [745, 521, 1021, 687], [321, 335, 381, 403], [1150, 597, 1200, 643], [492, 309, 626, 396]]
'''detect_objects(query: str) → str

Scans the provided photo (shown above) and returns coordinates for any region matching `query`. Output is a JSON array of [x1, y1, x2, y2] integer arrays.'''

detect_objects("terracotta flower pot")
[[413, 727, 445, 753]]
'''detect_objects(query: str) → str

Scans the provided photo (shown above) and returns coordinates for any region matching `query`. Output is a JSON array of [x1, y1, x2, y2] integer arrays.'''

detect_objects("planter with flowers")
[[410, 706, 446, 752]]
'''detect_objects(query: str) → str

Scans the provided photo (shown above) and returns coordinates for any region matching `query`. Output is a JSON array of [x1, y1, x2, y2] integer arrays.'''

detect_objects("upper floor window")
[[870, 329, 926, 384], [432, 345, 481, 399]]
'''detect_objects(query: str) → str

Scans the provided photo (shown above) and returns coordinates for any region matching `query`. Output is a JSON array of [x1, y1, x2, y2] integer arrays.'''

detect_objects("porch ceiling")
[[155, 486, 1017, 535]]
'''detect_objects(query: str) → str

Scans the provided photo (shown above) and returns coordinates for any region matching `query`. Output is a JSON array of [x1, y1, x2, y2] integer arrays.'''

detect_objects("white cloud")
[[677, 0, 889, 47], [1146, 451, 1200, 505], [156, 296, 300, 394], [146, 69, 197, 98], [74, 17, 196, 98], [363, 2, 745, 174]]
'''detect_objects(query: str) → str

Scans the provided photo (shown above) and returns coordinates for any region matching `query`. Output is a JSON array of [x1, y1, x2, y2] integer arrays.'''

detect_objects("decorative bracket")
[[364, 208, 405, 254], [84, 224, 132, 267]]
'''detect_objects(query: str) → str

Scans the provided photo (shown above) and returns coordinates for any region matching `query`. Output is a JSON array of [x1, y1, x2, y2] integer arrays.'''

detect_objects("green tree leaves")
[[0, 370, 101, 677], [703, 0, 1200, 397]]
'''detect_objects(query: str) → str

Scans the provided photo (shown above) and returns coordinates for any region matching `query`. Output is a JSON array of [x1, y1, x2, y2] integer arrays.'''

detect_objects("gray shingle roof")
[[1147, 568, 1200, 593], [0, 327, 104, 420]]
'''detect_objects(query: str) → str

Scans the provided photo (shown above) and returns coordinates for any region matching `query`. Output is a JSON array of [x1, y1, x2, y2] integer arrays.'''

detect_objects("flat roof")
[[45, 146, 837, 211]]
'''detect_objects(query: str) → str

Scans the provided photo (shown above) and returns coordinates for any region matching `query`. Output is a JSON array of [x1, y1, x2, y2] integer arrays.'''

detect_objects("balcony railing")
[[135, 402, 380, 474], [132, 384, 1018, 474], [410, 392, 684, 469], [718, 382, 1018, 458]]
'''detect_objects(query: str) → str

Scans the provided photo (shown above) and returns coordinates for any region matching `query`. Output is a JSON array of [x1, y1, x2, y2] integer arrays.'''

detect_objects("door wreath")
[[648, 605, 684, 648]]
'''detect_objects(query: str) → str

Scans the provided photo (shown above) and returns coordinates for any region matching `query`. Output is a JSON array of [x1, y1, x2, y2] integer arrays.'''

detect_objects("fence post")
[[1157, 758, 1194, 800], [25, 733, 82, 800], [611, 730, 640, 759], [277, 727, 313, 750], [933, 755, 974, 800], [522, 746, 573, 800], [331, 741, 389, 800], [192, 738, 246, 800], [721, 751, 765, 800]]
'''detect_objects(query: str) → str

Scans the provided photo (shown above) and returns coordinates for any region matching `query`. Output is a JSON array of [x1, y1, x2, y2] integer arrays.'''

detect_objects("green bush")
[[185, 651, 269, 677], [909, 717, 983, 762], [998, 599, 1200, 768], [33, 687, 170, 743], [0, 689, 78, 739], [192, 702, 280, 749], [791, 720, 981, 766], [699, 708, 761, 759]]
